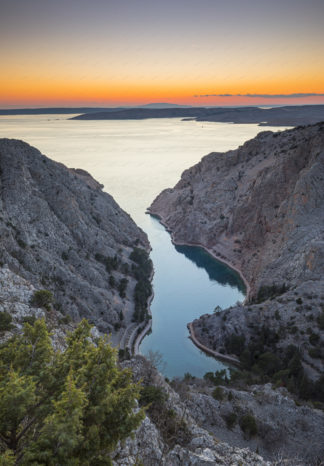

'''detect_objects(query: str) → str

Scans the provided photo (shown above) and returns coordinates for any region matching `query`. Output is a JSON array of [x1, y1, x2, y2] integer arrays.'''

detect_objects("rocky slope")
[[0, 138, 278, 465], [1, 137, 320, 464], [149, 123, 324, 378], [180, 378, 324, 464], [0, 138, 148, 337], [111, 356, 320, 465], [113, 356, 277, 466]]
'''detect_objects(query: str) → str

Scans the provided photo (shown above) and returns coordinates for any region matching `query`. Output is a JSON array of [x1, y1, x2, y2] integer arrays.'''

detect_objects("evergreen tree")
[[0, 319, 144, 465]]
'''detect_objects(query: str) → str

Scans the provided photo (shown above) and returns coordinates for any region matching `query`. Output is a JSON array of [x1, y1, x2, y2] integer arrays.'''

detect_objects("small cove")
[[0, 116, 286, 378]]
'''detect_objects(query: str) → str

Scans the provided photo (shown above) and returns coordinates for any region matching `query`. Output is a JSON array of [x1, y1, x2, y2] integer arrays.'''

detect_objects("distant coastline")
[[1, 104, 324, 128]]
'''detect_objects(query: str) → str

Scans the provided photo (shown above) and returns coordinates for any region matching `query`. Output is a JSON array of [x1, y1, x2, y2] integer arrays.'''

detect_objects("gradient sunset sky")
[[1, 0, 324, 107]]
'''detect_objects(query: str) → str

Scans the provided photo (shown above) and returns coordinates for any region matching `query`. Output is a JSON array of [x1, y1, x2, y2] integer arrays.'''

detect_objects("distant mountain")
[[139, 103, 192, 109]]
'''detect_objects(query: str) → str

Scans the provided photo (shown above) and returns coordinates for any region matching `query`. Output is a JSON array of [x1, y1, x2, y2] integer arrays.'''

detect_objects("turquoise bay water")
[[0, 116, 286, 378]]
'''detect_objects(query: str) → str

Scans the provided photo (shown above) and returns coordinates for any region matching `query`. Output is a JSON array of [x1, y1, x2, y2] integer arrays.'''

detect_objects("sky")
[[1, 0, 324, 107]]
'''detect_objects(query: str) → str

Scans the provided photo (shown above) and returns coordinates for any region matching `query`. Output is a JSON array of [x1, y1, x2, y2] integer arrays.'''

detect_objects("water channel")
[[0, 116, 284, 377]]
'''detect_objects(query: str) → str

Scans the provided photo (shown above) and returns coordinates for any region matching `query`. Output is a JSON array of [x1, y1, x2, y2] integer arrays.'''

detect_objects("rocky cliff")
[[0, 138, 148, 336], [149, 123, 324, 378]]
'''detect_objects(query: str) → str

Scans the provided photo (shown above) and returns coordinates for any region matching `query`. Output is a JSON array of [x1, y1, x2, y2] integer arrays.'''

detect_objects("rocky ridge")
[[0, 138, 149, 340], [149, 123, 324, 378]]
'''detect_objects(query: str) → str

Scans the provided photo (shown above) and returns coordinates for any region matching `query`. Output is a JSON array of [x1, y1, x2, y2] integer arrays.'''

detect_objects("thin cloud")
[[194, 93, 324, 98]]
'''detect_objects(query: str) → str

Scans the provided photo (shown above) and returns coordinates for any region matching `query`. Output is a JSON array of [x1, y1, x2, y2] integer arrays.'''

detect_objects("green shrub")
[[223, 411, 237, 430], [59, 315, 72, 325], [22, 315, 37, 326], [30, 290, 53, 310], [309, 332, 320, 346], [139, 385, 168, 407], [225, 334, 245, 355], [108, 275, 115, 288], [308, 347, 321, 359], [204, 369, 228, 385], [118, 278, 128, 299], [212, 387, 224, 401], [317, 312, 324, 330], [254, 283, 288, 303], [0, 311, 13, 332], [240, 414, 258, 437]]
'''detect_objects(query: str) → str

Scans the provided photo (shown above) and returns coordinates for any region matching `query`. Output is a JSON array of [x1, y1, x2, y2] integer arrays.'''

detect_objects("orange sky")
[[1, 0, 324, 107]]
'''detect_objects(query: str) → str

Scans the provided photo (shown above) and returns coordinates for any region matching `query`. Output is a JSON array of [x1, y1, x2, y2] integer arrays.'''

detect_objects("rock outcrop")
[[149, 123, 324, 377], [182, 379, 324, 464], [0, 138, 148, 336], [113, 356, 278, 466]]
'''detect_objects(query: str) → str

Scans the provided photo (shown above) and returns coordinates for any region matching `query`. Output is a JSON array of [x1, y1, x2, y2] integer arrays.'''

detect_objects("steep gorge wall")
[[149, 123, 324, 298], [149, 123, 324, 377], [0, 138, 148, 333]]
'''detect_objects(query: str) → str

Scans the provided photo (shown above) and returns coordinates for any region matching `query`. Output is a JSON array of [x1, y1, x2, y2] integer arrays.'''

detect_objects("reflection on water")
[[175, 244, 246, 293]]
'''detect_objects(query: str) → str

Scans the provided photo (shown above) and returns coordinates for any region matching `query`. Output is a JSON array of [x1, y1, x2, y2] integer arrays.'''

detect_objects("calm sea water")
[[0, 115, 286, 378]]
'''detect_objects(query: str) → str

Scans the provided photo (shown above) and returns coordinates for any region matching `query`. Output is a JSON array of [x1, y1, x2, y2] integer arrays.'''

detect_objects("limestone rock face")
[[185, 382, 324, 464], [0, 138, 148, 333], [150, 123, 324, 295], [113, 356, 274, 466], [149, 123, 324, 376]]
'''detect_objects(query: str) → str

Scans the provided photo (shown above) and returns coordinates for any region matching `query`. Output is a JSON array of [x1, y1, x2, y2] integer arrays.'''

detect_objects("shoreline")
[[132, 267, 155, 356], [146, 209, 250, 366], [147, 209, 250, 300], [187, 322, 240, 367], [132, 289, 154, 355]]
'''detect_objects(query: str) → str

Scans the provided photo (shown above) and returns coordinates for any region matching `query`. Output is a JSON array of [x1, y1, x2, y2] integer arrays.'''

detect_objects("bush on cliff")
[[0, 319, 143, 464], [30, 289, 53, 310]]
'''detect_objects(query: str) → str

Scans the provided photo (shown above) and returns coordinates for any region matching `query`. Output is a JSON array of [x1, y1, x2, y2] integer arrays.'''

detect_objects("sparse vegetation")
[[118, 277, 128, 298], [223, 411, 237, 430], [212, 386, 224, 401], [95, 252, 119, 273], [239, 414, 258, 437], [30, 289, 53, 310], [139, 384, 191, 448], [0, 311, 13, 332], [130, 247, 153, 322], [253, 283, 288, 304]]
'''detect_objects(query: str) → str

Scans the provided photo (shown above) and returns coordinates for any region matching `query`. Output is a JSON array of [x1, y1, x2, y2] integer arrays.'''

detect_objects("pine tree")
[[0, 319, 144, 464]]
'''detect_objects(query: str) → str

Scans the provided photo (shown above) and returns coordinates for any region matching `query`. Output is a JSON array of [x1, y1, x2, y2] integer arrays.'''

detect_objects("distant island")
[[0, 103, 191, 115], [71, 105, 324, 127], [2, 104, 324, 127]]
